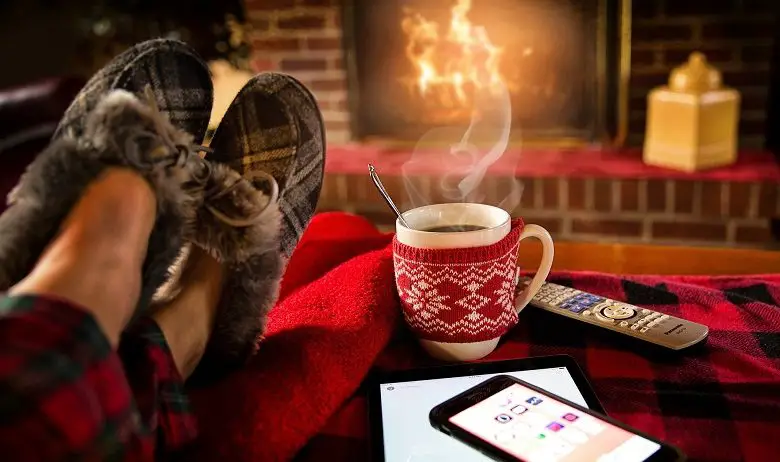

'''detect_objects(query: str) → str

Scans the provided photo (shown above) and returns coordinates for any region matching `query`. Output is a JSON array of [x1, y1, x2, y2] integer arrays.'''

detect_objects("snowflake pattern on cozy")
[[393, 219, 524, 343]]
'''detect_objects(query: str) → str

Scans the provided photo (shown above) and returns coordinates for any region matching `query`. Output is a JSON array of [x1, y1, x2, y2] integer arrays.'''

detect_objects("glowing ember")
[[401, 0, 510, 108]]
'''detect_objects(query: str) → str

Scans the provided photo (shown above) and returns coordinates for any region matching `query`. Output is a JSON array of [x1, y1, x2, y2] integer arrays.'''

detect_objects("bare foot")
[[10, 168, 156, 346], [152, 246, 225, 378]]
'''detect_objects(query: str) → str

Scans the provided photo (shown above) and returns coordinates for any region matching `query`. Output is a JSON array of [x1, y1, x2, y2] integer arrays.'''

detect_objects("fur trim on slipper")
[[188, 162, 283, 375], [0, 89, 203, 319]]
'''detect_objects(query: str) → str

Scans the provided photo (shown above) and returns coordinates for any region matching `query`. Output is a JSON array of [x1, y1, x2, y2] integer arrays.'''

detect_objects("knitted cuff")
[[393, 219, 524, 343]]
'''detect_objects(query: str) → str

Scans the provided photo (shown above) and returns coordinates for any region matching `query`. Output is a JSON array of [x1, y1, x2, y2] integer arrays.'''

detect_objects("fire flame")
[[402, 0, 507, 107]]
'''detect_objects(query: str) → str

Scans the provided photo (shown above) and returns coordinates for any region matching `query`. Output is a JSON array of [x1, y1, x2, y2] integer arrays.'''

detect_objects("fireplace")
[[342, 0, 630, 146], [237, 0, 780, 248]]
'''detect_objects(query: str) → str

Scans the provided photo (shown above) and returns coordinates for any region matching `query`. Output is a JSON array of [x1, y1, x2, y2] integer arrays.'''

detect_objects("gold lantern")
[[643, 52, 741, 171]]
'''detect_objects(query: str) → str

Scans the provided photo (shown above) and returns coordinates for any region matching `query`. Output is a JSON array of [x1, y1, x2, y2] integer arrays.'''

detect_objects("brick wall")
[[630, 0, 777, 148], [319, 172, 780, 248], [245, 0, 350, 143], [245, 0, 777, 148]]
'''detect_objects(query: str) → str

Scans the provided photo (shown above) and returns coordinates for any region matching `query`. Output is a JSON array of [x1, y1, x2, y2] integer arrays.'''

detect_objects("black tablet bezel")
[[367, 355, 605, 462]]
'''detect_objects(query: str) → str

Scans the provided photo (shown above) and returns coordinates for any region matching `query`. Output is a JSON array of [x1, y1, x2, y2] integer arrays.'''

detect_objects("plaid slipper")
[[0, 38, 213, 318], [55, 38, 213, 144], [206, 73, 325, 259], [0, 94, 209, 323], [187, 160, 283, 376]]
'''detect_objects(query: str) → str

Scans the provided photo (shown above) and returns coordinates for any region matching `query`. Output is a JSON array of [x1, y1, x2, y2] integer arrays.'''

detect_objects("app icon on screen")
[[536, 433, 546, 440], [526, 396, 543, 406], [495, 414, 513, 424], [510, 405, 528, 415], [546, 422, 565, 432], [562, 413, 579, 422]]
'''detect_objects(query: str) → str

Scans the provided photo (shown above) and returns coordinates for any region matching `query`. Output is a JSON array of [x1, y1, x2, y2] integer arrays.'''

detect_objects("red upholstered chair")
[[0, 77, 85, 214]]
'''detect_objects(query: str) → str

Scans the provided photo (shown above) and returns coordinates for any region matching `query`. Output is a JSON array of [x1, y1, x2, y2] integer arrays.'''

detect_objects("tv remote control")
[[522, 279, 709, 350]]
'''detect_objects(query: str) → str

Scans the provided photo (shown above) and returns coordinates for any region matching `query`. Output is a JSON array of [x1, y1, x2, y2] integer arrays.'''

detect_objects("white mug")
[[395, 203, 554, 361]]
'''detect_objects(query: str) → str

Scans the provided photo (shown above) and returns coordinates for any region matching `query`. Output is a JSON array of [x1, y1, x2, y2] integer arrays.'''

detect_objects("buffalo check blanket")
[[188, 212, 780, 462]]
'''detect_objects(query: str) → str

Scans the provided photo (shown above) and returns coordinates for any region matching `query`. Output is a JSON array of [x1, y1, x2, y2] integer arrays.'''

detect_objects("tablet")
[[368, 355, 604, 462]]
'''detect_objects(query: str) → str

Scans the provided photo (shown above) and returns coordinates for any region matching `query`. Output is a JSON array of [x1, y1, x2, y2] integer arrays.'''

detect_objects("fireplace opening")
[[343, 0, 629, 146]]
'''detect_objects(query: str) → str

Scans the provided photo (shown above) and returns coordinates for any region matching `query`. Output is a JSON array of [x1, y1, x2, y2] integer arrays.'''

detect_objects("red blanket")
[[185, 212, 780, 462]]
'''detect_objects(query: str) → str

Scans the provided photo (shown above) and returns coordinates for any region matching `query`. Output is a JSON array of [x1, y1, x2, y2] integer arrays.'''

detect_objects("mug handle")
[[514, 224, 555, 313]]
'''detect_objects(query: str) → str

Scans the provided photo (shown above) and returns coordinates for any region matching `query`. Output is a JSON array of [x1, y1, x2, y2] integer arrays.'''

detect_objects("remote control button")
[[648, 320, 660, 328], [600, 305, 636, 320], [640, 327, 649, 333], [638, 318, 648, 325], [582, 310, 591, 316], [660, 315, 670, 321], [641, 309, 651, 315], [569, 304, 588, 314], [630, 323, 640, 330], [594, 312, 616, 323], [619, 321, 629, 327]]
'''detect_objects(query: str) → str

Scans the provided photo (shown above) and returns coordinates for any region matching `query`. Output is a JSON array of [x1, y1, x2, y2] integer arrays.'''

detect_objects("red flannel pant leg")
[[0, 294, 197, 461], [118, 317, 198, 455]]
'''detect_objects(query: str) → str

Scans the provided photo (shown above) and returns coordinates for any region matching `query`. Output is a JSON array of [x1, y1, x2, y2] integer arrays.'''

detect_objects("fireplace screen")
[[343, 0, 628, 145]]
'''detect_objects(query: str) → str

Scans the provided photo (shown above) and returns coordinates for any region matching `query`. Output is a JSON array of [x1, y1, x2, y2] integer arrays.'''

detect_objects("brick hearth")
[[318, 148, 780, 248], [320, 177, 779, 246]]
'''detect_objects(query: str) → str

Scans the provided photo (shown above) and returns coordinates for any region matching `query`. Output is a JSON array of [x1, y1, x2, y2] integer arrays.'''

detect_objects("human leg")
[[0, 39, 215, 458], [151, 245, 225, 379], [173, 73, 325, 379], [10, 168, 155, 345], [0, 168, 194, 460], [0, 38, 213, 319]]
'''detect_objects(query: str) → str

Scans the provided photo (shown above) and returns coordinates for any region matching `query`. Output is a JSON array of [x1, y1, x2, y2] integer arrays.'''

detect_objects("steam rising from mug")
[[401, 81, 523, 214]]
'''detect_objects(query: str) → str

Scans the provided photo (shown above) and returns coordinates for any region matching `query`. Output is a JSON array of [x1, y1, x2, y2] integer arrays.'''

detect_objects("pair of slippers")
[[0, 39, 325, 374]]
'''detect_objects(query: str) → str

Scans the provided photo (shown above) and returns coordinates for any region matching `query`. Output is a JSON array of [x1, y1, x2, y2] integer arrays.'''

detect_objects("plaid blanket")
[[189, 212, 780, 462], [294, 272, 780, 462], [0, 295, 197, 460]]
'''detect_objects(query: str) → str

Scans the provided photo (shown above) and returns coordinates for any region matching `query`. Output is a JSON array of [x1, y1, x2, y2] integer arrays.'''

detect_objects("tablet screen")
[[379, 367, 588, 461]]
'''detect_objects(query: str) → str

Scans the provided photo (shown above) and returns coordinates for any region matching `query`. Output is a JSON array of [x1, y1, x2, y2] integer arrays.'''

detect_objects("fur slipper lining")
[[0, 90, 202, 318], [189, 163, 283, 375]]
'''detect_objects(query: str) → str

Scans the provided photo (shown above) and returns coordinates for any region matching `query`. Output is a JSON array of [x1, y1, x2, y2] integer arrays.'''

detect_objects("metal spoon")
[[368, 164, 412, 229]]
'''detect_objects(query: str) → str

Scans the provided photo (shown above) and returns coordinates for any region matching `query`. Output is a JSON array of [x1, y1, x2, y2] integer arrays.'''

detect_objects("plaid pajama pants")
[[0, 294, 196, 461]]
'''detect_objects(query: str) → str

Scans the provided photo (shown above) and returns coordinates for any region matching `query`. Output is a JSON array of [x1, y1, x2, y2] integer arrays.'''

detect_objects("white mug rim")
[[396, 203, 510, 235]]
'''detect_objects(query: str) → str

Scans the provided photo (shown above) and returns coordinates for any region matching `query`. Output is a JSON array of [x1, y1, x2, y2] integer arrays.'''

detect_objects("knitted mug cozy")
[[393, 219, 524, 343]]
